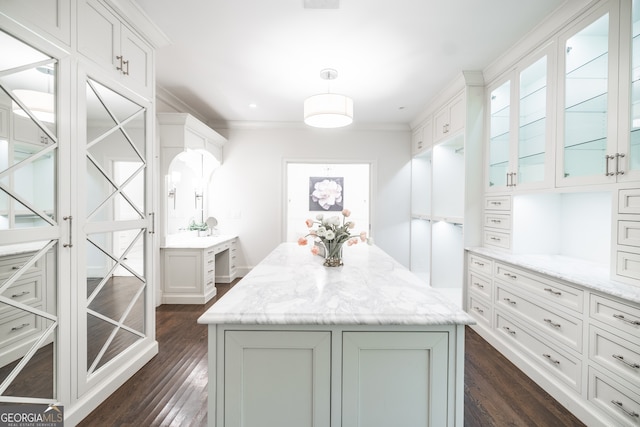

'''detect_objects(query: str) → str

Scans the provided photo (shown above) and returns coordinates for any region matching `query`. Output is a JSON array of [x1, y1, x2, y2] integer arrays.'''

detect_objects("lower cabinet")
[[466, 250, 640, 427], [224, 331, 331, 427], [342, 331, 450, 427], [161, 237, 237, 304], [215, 326, 461, 427]]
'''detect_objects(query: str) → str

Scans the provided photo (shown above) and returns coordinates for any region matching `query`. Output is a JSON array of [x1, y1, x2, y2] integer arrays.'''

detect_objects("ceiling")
[[134, 0, 576, 128]]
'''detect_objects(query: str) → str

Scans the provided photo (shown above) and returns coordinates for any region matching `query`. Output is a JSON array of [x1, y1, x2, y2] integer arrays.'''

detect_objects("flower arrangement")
[[298, 209, 367, 267]]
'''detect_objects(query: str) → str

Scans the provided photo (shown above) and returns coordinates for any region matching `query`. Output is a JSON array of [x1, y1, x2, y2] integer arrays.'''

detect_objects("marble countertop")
[[198, 242, 474, 326], [161, 233, 237, 249], [468, 247, 640, 304]]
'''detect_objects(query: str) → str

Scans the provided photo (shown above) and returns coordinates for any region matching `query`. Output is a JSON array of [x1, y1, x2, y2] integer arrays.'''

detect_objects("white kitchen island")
[[198, 242, 474, 427]]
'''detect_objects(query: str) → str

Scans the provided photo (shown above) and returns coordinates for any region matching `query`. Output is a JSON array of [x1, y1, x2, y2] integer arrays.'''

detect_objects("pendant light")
[[11, 66, 55, 123], [304, 69, 353, 128]]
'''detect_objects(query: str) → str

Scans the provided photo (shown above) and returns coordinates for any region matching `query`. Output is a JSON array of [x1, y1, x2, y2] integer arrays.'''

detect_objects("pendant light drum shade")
[[304, 93, 353, 128]]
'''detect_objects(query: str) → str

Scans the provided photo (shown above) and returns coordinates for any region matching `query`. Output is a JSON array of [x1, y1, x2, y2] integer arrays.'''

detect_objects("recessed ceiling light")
[[249, 103, 257, 109]]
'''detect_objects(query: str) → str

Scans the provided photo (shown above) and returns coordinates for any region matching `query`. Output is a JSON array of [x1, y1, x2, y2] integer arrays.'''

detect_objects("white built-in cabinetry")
[[78, 0, 154, 97], [464, 0, 640, 425], [466, 251, 640, 427], [410, 72, 484, 305], [0, 1, 167, 424], [162, 236, 238, 304], [218, 325, 457, 427]]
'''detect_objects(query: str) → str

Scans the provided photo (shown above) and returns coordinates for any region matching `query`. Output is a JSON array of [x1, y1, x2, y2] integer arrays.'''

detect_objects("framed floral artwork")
[[309, 177, 344, 211]]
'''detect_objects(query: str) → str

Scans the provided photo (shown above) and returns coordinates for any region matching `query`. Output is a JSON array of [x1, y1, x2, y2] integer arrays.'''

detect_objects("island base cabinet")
[[212, 326, 463, 427], [223, 331, 331, 427], [342, 332, 450, 427]]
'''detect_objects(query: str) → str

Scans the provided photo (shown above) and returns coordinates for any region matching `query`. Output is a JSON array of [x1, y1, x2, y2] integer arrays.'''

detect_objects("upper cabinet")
[[0, 0, 71, 46], [433, 92, 465, 144], [77, 0, 154, 98], [487, 46, 554, 192], [556, 0, 640, 186]]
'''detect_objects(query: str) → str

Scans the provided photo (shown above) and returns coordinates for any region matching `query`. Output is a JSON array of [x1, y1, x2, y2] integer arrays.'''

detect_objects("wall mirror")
[[84, 77, 147, 375], [0, 30, 59, 401], [166, 149, 219, 236]]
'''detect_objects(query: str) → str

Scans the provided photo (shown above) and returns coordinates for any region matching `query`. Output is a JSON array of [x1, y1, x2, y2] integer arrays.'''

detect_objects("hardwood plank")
[[79, 281, 586, 426]]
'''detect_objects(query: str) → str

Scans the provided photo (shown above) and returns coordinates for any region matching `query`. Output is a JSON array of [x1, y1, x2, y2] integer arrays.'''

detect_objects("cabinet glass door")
[[0, 30, 59, 402], [488, 80, 511, 188], [519, 56, 547, 185], [629, 0, 640, 173], [83, 77, 148, 379], [563, 14, 609, 179]]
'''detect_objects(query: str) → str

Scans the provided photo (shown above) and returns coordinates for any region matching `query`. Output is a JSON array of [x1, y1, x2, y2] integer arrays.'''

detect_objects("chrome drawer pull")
[[503, 298, 517, 305], [613, 314, 640, 326], [473, 282, 484, 289], [543, 318, 561, 328], [474, 261, 485, 266], [11, 266, 23, 270], [473, 306, 484, 314], [611, 400, 639, 418], [491, 201, 502, 206], [543, 288, 562, 296], [502, 326, 516, 335], [612, 354, 640, 369], [503, 273, 517, 279], [490, 237, 501, 241], [542, 354, 560, 365], [11, 323, 29, 331], [11, 291, 31, 298]]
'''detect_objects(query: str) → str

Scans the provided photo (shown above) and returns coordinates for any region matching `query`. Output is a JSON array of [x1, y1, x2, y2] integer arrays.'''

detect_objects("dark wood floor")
[[79, 281, 586, 426]]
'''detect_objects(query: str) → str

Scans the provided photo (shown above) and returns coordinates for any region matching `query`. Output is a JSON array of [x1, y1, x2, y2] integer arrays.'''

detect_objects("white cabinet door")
[[0, 0, 71, 45], [224, 331, 331, 427], [77, 0, 153, 97], [434, 93, 464, 144], [342, 331, 450, 427]]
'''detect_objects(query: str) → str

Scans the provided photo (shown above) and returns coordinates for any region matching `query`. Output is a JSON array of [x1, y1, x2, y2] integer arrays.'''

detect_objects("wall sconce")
[[166, 171, 181, 210], [194, 188, 203, 208]]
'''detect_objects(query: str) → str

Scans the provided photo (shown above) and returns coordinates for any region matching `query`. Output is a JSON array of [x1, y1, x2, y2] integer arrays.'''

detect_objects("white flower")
[[311, 179, 343, 210], [316, 226, 327, 237], [324, 230, 336, 240], [316, 213, 324, 220]]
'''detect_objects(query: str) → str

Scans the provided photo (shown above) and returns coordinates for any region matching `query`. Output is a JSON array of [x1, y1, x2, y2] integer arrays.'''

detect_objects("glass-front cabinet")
[[487, 48, 553, 192]]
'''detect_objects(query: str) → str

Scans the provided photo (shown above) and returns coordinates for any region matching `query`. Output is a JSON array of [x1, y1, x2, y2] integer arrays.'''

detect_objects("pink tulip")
[[342, 209, 351, 217], [305, 219, 314, 228], [298, 237, 308, 246], [311, 245, 319, 255], [360, 231, 367, 242]]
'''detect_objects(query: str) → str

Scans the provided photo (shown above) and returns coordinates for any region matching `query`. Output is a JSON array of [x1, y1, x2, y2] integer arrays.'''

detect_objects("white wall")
[[206, 125, 412, 272]]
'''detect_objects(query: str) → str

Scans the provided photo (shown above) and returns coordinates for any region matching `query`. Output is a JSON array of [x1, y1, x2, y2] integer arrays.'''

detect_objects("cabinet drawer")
[[496, 284, 582, 352], [0, 274, 42, 319], [588, 367, 640, 427], [495, 263, 584, 313], [590, 294, 640, 338], [484, 230, 510, 249], [589, 326, 640, 390], [468, 272, 492, 300], [497, 313, 581, 391], [485, 196, 511, 211], [0, 309, 41, 349], [618, 221, 640, 247], [468, 253, 493, 275], [484, 213, 511, 231], [619, 188, 640, 214], [616, 250, 640, 281], [468, 293, 492, 326], [0, 253, 40, 276]]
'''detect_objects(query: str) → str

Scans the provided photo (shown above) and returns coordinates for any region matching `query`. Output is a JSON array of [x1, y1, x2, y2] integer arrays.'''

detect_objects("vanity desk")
[[161, 234, 238, 304], [199, 242, 473, 426]]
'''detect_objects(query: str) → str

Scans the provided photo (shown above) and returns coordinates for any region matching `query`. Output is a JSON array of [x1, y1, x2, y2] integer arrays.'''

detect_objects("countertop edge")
[[467, 247, 640, 305]]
